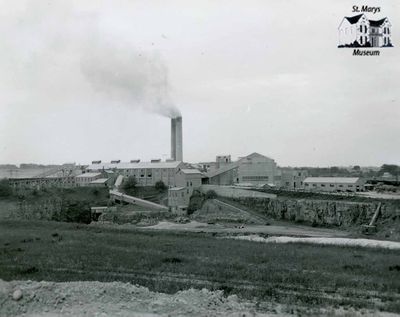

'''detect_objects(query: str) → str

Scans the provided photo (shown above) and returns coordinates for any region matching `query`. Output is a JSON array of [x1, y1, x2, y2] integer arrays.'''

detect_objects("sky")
[[0, 0, 399, 167]]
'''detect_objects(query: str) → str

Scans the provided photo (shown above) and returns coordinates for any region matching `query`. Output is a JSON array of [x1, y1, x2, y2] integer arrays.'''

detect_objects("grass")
[[0, 220, 400, 312]]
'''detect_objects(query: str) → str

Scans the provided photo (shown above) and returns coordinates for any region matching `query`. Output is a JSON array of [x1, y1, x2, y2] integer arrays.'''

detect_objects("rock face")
[[231, 197, 398, 227]]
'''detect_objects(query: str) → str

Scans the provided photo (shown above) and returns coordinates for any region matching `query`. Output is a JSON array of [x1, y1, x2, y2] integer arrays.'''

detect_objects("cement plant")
[[1, 112, 400, 316], [1, 2, 400, 317]]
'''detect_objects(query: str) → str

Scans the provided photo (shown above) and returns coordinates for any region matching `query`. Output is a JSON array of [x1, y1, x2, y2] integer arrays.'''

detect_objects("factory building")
[[76, 172, 103, 187], [175, 169, 203, 195], [8, 176, 77, 189], [168, 187, 190, 214], [303, 177, 365, 192], [277, 168, 308, 190], [168, 168, 204, 214], [86, 160, 184, 187], [237, 153, 278, 186], [204, 152, 279, 186]]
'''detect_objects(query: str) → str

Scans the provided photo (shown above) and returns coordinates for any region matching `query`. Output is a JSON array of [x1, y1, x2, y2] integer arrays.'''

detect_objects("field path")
[[146, 221, 349, 238]]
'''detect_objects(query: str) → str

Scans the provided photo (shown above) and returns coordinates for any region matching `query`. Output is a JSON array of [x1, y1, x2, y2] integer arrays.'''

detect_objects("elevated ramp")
[[109, 190, 168, 211], [114, 175, 124, 189]]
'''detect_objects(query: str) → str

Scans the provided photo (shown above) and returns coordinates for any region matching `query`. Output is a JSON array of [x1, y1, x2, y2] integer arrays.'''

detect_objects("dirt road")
[[146, 221, 349, 238]]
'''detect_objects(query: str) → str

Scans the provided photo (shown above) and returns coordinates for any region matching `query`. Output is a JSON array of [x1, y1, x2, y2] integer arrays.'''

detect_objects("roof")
[[304, 177, 361, 184], [76, 172, 102, 178], [87, 161, 183, 171], [345, 14, 363, 24], [238, 152, 274, 162], [180, 169, 203, 175], [369, 18, 387, 27], [89, 178, 109, 184]]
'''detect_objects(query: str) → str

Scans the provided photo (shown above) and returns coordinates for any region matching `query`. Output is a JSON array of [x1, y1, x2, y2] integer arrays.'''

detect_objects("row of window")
[[242, 176, 269, 181], [305, 183, 360, 188]]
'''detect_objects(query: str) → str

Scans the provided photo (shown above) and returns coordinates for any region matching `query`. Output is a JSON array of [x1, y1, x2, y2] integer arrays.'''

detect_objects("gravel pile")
[[1, 279, 397, 316], [0, 279, 282, 316]]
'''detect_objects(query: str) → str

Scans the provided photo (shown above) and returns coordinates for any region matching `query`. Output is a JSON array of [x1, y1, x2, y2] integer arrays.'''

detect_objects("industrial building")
[[168, 168, 203, 213], [204, 152, 279, 187], [303, 177, 365, 192], [277, 168, 308, 190], [86, 160, 185, 187], [8, 176, 77, 189], [168, 187, 190, 214]]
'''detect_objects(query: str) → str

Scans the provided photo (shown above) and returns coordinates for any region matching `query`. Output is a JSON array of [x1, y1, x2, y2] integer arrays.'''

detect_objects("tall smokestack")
[[175, 116, 183, 161], [171, 116, 183, 161], [171, 118, 176, 161]]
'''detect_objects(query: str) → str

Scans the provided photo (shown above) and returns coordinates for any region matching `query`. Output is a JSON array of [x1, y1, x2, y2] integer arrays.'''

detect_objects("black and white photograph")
[[0, 1, 399, 316]]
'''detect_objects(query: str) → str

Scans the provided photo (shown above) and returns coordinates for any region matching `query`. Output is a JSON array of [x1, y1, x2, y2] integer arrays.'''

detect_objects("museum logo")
[[338, 6, 393, 56]]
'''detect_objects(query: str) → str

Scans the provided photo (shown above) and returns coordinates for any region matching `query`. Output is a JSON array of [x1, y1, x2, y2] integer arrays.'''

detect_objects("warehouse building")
[[175, 169, 203, 195], [75, 172, 103, 186], [303, 177, 365, 192], [204, 152, 279, 187], [277, 168, 308, 190], [86, 160, 184, 187]]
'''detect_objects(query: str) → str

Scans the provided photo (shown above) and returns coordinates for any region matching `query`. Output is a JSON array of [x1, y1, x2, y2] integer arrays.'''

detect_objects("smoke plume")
[[1, 1, 180, 119], [80, 37, 181, 118]]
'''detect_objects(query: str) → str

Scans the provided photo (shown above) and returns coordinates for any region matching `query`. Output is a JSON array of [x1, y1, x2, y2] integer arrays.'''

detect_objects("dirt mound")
[[0, 279, 281, 316], [1, 279, 396, 316]]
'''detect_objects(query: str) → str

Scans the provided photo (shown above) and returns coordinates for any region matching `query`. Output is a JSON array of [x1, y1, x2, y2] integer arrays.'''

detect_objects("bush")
[[122, 176, 137, 191], [187, 190, 205, 215], [0, 179, 12, 197], [56, 201, 92, 224], [155, 181, 167, 192], [205, 190, 217, 200]]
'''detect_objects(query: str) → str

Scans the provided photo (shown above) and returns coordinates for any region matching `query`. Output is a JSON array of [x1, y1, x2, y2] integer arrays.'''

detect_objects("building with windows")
[[86, 160, 184, 187], [168, 187, 190, 214], [75, 172, 103, 187], [338, 14, 392, 47], [278, 168, 308, 190], [204, 152, 279, 186], [175, 169, 203, 195], [303, 177, 365, 192]]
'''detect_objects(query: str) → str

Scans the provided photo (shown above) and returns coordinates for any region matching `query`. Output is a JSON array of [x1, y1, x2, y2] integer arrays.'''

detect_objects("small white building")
[[278, 168, 308, 190], [75, 172, 103, 187], [88, 178, 109, 187], [168, 187, 190, 214], [175, 169, 203, 194], [303, 177, 365, 192]]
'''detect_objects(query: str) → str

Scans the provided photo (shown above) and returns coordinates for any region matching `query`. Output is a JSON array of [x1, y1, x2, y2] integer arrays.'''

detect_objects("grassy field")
[[0, 220, 400, 312]]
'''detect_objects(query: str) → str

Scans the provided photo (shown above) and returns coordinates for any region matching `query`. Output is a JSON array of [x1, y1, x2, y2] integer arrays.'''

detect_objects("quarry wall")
[[230, 197, 399, 227]]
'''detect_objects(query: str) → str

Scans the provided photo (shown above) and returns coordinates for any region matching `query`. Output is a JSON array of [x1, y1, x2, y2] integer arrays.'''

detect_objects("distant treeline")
[[297, 164, 399, 178]]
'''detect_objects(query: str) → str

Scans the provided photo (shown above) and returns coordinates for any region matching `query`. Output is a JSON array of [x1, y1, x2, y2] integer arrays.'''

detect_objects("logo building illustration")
[[338, 14, 392, 47]]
